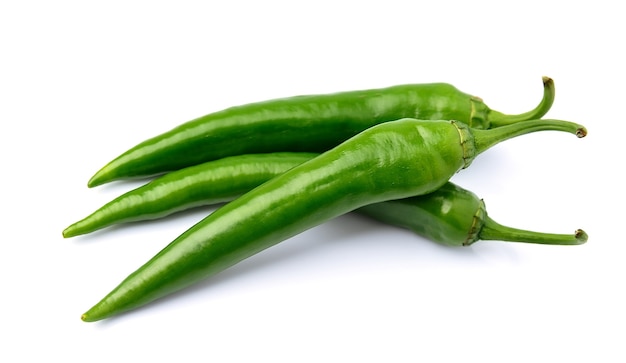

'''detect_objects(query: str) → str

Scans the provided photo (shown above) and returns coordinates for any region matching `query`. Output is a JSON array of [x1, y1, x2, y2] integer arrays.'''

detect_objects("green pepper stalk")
[[482, 76, 555, 127], [65, 153, 584, 247], [87, 78, 555, 187], [81, 118, 585, 322]]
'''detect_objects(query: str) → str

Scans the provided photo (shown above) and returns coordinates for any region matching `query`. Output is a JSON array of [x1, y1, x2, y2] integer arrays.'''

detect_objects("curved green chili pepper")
[[87, 78, 555, 187], [81, 117, 585, 322], [64, 152, 585, 247]]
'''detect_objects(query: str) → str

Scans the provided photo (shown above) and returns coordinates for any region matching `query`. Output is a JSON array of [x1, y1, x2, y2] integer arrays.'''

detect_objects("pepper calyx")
[[450, 120, 477, 169]]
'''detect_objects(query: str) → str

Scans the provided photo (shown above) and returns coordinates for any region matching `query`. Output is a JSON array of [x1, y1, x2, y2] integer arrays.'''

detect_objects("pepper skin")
[[81, 118, 585, 322], [87, 78, 555, 187]]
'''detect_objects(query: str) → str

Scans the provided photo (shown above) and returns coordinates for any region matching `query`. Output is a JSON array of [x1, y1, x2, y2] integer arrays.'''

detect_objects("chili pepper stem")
[[487, 76, 556, 127], [477, 215, 588, 245], [472, 119, 587, 157]]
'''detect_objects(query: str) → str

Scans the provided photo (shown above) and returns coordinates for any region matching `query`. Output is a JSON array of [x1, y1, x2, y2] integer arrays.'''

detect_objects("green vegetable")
[[81, 117, 585, 322], [64, 153, 585, 247], [358, 182, 587, 246], [87, 78, 555, 187]]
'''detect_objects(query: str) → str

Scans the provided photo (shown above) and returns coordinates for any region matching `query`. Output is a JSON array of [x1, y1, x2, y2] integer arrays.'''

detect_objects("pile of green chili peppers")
[[64, 77, 588, 322]]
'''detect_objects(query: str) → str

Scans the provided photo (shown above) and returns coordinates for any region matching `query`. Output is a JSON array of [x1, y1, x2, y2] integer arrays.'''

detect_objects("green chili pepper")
[[64, 152, 585, 246], [65, 152, 586, 244], [357, 182, 587, 247], [87, 78, 555, 187], [81, 117, 585, 322]]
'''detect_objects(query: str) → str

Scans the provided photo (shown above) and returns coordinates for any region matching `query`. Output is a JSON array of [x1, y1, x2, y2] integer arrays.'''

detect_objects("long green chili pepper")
[[87, 78, 555, 187], [64, 153, 586, 247], [81, 117, 585, 322], [65, 153, 319, 238]]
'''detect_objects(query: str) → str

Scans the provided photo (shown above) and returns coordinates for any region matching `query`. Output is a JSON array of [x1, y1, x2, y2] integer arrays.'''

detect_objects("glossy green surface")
[[82, 118, 584, 322], [88, 79, 554, 187]]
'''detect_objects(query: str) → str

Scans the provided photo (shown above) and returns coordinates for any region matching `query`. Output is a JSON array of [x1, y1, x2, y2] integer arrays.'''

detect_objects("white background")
[[1, 1, 623, 362]]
